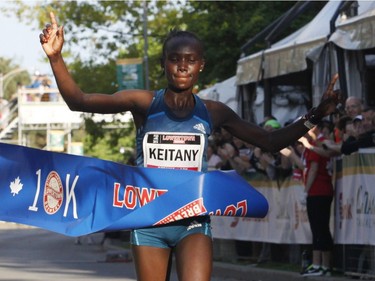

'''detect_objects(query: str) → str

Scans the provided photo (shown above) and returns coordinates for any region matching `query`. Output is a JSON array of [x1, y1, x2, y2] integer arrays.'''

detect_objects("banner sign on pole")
[[116, 58, 144, 90], [48, 130, 65, 152], [0, 143, 268, 237], [211, 176, 313, 244], [334, 152, 375, 245]]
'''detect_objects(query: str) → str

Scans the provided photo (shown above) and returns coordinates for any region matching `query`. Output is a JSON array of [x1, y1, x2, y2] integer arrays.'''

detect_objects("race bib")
[[143, 132, 205, 171]]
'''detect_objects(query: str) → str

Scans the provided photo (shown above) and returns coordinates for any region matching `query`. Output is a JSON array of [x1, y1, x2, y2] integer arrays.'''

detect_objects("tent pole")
[[263, 79, 272, 118], [329, 1, 348, 99], [335, 47, 348, 99]]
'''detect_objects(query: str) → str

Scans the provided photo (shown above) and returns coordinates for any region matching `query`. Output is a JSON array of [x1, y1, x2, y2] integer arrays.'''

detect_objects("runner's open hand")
[[39, 12, 64, 58], [314, 74, 341, 119]]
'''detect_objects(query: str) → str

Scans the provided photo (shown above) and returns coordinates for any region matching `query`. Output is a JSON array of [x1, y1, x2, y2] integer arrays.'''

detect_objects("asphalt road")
[[0, 223, 137, 281], [0, 222, 353, 281], [0, 223, 243, 281]]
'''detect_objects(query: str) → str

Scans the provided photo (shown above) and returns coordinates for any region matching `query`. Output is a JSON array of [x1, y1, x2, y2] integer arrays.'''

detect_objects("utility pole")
[[143, 0, 150, 90]]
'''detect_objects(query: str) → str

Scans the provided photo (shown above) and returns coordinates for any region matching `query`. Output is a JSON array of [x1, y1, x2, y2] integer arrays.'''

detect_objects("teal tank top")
[[136, 89, 212, 172]]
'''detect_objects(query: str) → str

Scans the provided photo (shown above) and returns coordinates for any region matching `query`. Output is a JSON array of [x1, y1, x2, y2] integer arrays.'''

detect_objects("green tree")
[[83, 117, 136, 163], [180, 1, 327, 86], [69, 59, 118, 94], [2, 1, 326, 160], [4, 1, 326, 88]]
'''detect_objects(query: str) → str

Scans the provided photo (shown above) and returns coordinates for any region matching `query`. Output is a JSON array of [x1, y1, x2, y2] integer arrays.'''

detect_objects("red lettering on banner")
[[156, 190, 168, 197], [209, 200, 248, 217], [135, 187, 168, 207], [224, 205, 237, 216], [154, 198, 207, 225], [237, 200, 247, 216], [113, 183, 122, 207], [136, 187, 156, 207], [124, 185, 137, 209], [210, 209, 222, 216], [112, 183, 168, 209]]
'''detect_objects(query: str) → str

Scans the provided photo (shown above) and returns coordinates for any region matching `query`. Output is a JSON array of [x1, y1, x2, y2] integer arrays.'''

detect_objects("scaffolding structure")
[[0, 86, 132, 152]]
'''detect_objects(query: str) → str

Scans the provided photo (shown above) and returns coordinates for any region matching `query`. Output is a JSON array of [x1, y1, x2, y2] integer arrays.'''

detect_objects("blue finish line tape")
[[0, 143, 268, 236]]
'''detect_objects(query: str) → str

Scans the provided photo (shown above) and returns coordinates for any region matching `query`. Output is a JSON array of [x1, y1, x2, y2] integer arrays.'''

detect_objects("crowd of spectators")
[[207, 96, 375, 271], [208, 96, 375, 178], [305, 97, 375, 156]]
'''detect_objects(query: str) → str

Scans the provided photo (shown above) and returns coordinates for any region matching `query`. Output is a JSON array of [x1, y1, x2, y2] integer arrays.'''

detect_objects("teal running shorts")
[[130, 216, 212, 248]]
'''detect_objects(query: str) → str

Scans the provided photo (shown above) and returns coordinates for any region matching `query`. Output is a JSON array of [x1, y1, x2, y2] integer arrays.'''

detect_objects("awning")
[[236, 1, 342, 85], [330, 4, 375, 50]]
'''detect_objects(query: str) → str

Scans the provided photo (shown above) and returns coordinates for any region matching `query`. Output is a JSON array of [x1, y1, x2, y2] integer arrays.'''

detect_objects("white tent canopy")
[[197, 76, 307, 126], [197, 76, 239, 113], [330, 2, 375, 50], [329, 1, 375, 100], [235, 0, 375, 86], [236, 1, 342, 85]]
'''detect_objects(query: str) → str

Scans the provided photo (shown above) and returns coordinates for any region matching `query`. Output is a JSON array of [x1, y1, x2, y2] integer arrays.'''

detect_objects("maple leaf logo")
[[10, 177, 23, 196]]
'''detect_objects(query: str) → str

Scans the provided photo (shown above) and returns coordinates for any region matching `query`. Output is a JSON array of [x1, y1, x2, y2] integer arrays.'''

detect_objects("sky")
[[0, 1, 52, 76]]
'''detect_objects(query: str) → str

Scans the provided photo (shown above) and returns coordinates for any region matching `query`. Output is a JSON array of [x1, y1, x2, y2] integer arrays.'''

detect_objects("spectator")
[[329, 111, 345, 143], [362, 107, 375, 132], [353, 115, 364, 134], [217, 139, 251, 175], [340, 114, 375, 155], [41, 77, 56, 102], [279, 140, 304, 182], [300, 123, 334, 277], [254, 119, 293, 180], [217, 127, 233, 145], [259, 115, 277, 127], [299, 120, 340, 158], [207, 142, 223, 171], [213, 128, 249, 174], [250, 146, 268, 176], [234, 138, 254, 174], [344, 96, 363, 119], [232, 136, 252, 162], [28, 73, 43, 89], [319, 116, 353, 155], [335, 115, 354, 143], [214, 128, 236, 171]]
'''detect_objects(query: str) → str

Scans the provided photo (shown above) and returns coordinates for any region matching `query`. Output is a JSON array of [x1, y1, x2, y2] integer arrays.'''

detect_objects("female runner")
[[40, 12, 339, 281]]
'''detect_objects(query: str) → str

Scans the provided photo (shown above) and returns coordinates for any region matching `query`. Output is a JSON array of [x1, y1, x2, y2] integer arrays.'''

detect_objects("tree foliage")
[[83, 116, 136, 163], [180, 1, 327, 86], [69, 59, 118, 94], [4, 1, 326, 89], [1, 0, 326, 160]]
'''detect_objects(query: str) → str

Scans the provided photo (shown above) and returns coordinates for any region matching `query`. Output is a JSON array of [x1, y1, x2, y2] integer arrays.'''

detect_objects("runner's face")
[[163, 38, 204, 92]]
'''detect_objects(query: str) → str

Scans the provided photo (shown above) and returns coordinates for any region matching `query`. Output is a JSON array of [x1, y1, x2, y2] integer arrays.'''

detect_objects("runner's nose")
[[177, 59, 188, 72]]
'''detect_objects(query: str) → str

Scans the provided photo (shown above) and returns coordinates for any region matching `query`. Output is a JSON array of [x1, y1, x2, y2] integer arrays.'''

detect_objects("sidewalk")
[[212, 262, 354, 281]]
